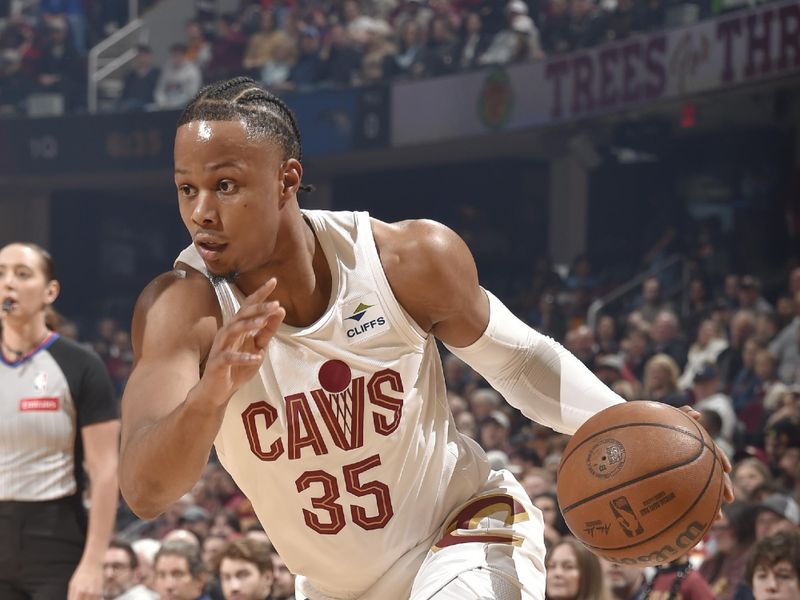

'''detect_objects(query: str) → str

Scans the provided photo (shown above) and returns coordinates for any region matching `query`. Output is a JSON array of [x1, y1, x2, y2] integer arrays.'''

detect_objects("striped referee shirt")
[[0, 333, 118, 501]]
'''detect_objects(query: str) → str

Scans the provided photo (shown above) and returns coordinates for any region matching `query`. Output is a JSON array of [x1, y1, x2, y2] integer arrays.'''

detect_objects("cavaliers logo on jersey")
[[241, 360, 405, 462]]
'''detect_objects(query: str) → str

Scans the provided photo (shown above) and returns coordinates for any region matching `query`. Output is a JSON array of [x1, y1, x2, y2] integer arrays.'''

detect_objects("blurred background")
[[0, 0, 799, 598]]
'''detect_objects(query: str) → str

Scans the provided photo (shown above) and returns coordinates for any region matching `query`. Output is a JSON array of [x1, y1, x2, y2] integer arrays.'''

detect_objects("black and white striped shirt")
[[0, 334, 117, 501]]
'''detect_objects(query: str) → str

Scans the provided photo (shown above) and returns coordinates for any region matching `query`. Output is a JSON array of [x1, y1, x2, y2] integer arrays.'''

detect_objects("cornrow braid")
[[178, 77, 313, 193]]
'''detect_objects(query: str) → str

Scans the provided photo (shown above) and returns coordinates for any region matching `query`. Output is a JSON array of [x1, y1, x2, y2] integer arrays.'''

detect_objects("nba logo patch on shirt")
[[343, 293, 389, 342], [33, 371, 48, 394]]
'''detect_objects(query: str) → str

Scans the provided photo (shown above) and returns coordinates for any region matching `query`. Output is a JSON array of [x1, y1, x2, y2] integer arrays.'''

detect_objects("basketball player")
[[119, 77, 733, 600]]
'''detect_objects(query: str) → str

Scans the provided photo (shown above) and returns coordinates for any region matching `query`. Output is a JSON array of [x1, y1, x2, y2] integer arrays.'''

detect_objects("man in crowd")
[[103, 539, 158, 599], [154, 540, 211, 600], [219, 538, 274, 600]]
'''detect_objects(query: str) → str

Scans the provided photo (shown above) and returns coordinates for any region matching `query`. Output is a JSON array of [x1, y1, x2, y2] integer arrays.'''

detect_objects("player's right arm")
[[119, 270, 284, 519]]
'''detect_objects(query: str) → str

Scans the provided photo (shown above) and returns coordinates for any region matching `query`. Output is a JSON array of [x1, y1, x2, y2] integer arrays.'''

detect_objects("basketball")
[[556, 401, 725, 567]]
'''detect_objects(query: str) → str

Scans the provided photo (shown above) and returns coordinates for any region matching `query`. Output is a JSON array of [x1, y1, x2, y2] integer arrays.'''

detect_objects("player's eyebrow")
[[175, 160, 245, 175]]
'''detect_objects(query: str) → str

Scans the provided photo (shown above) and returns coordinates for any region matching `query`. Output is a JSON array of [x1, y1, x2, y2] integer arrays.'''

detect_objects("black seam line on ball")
[[581, 442, 721, 552], [561, 423, 710, 514]]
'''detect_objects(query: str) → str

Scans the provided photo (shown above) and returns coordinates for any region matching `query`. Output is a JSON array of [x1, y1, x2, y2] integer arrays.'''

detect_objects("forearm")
[[446, 290, 624, 434], [80, 465, 118, 564], [120, 385, 226, 519]]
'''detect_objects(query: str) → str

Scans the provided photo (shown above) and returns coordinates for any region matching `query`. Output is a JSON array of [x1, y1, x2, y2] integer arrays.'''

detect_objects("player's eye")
[[218, 179, 237, 193], [178, 184, 194, 197]]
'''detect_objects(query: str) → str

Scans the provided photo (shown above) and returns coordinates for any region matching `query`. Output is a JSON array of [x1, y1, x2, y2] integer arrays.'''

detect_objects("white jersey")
[[176, 210, 492, 599]]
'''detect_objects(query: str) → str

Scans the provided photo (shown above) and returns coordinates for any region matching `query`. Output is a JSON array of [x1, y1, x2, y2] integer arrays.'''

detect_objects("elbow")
[[120, 485, 166, 521], [119, 468, 168, 520]]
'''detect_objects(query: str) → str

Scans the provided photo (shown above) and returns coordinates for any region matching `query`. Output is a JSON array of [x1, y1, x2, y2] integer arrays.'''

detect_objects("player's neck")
[[1, 316, 51, 359], [237, 211, 332, 328]]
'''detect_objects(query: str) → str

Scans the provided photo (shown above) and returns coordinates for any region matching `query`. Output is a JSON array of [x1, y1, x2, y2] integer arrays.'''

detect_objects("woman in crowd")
[[0, 242, 119, 599], [545, 538, 610, 600], [732, 457, 773, 501], [642, 353, 687, 407], [699, 501, 757, 600]]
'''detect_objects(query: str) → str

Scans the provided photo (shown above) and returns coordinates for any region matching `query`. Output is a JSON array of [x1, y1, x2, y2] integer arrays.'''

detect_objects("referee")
[[0, 242, 120, 600]]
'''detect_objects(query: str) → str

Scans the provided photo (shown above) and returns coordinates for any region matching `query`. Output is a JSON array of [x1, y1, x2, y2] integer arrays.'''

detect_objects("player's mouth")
[[195, 239, 228, 262]]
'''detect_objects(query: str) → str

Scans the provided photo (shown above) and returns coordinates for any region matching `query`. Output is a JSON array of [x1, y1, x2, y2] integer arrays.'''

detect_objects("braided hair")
[[177, 77, 313, 193]]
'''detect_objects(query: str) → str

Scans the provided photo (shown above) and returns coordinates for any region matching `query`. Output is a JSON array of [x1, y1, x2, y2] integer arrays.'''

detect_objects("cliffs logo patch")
[[343, 294, 388, 342], [478, 68, 513, 131]]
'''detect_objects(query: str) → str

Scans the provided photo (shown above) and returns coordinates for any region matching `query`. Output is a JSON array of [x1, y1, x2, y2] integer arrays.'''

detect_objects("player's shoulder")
[[131, 266, 220, 354], [370, 217, 470, 269], [134, 266, 218, 318], [370, 218, 479, 328]]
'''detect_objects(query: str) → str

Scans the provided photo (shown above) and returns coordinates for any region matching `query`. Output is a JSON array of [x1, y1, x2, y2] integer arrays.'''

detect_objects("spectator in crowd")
[[754, 494, 800, 540], [565, 324, 597, 369], [155, 43, 202, 110], [635, 277, 673, 324], [478, 0, 544, 66], [605, 0, 636, 41], [731, 457, 772, 502], [545, 538, 609, 600], [680, 318, 729, 390], [595, 314, 619, 355], [456, 11, 490, 70], [651, 310, 688, 370], [426, 15, 459, 76], [321, 23, 362, 86], [540, 0, 572, 54], [479, 409, 512, 451], [359, 20, 396, 83], [745, 530, 800, 600], [770, 290, 800, 384], [206, 14, 248, 82], [567, 0, 606, 49], [642, 353, 687, 407], [132, 538, 160, 593], [622, 328, 651, 384], [738, 275, 773, 315], [699, 408, 734, 460], [118, 44, 160, 111], [731, 338, 763, 411], [532, 491, 567, 551], [32, 15, 84, 111], [242, 9, 296, 75], [691, 364, 737, 447], [0, 47, 31, 113], [39, 0, 88, 55], [268, 553, 294, 600], [219, 538, 274, 600], [600, 559, 647, 600], [259, 34, 295, 90], [153, 540, 210, 600], [644, 555, 715, 599], [201, 534, 227, 576], [718, 310, 757, 389], [699, 501, 756, 600], [383, 19, 429, 79], [287, 25, 325, 89], [755, 312, 780, 346], [185, 19, 211, 70], [103, 539, 158, 599]]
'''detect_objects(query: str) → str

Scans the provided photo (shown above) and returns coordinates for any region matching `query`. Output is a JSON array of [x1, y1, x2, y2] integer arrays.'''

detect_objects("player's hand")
[[68, 560, 102, 600], [198, 277, 285, 406], [678, 405, 735, 518]]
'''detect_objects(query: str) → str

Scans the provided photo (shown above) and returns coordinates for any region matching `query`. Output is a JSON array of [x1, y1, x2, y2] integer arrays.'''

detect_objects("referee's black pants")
[[0, 495, 86, 600]]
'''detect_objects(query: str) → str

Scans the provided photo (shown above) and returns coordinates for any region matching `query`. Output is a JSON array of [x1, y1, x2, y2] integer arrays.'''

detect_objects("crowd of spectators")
[[0, 0, 770, 115], [48, 227, 800, 599]]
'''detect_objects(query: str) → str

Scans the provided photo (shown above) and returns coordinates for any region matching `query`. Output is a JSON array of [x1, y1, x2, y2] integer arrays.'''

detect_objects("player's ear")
[[279, 159, 303, 206]]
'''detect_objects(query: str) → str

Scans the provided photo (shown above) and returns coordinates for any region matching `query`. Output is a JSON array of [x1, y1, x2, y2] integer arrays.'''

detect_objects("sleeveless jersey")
[[176, 210, 490, 599]]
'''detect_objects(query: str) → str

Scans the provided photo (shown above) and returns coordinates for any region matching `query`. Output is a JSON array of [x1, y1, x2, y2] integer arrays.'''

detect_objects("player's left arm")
[[375, 218, 623, 435]]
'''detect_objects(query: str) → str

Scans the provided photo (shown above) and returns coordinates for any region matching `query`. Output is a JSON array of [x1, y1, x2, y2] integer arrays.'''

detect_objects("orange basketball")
[[556, 401, 725, 567]]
